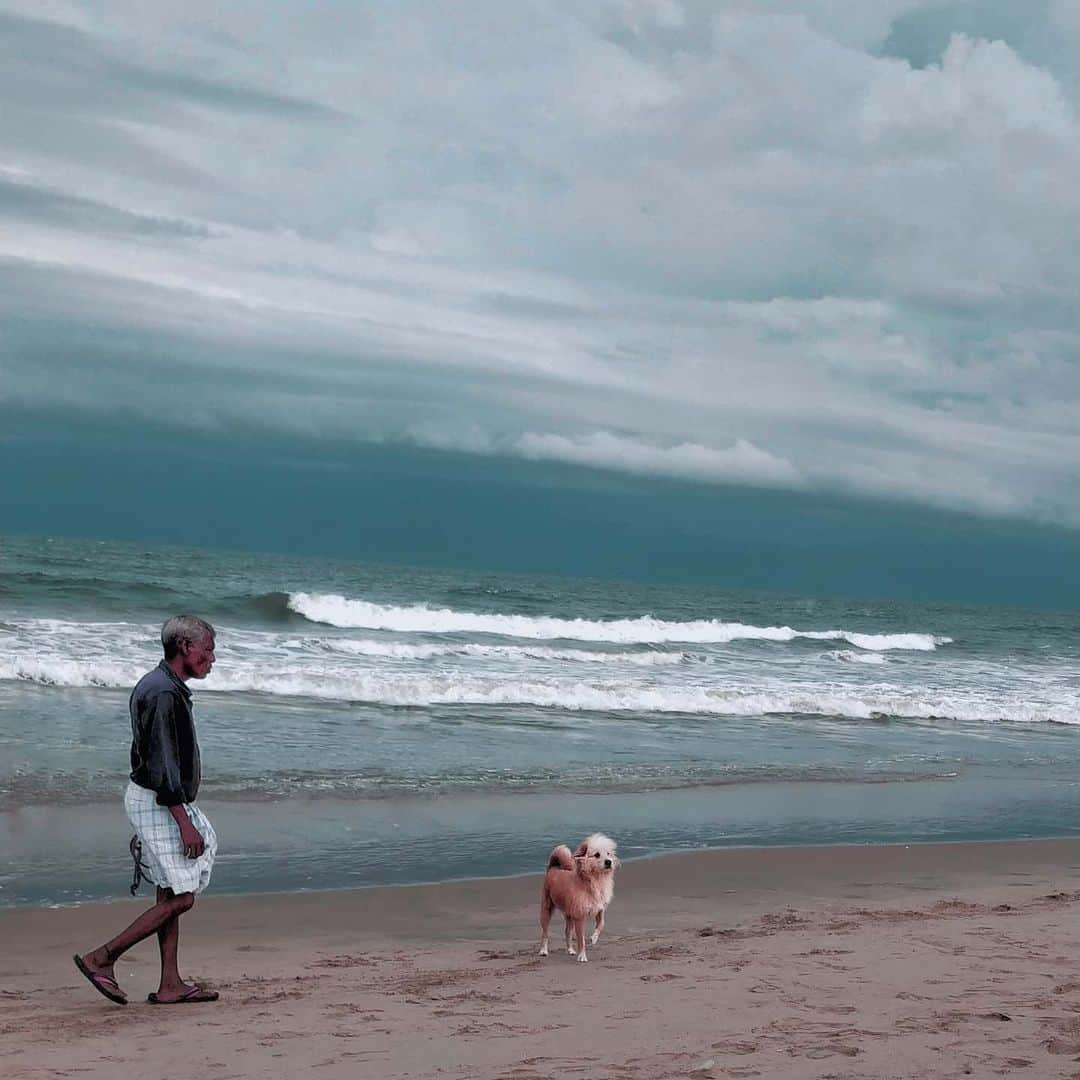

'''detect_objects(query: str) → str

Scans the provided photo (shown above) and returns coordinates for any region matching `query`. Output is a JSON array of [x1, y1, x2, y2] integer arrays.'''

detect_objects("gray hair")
[[161, 615, 216, 659]]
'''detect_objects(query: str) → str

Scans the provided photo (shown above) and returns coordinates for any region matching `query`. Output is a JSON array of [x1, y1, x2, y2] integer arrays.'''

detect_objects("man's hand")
[[168, 803, 206, 858], [179, 821, 206, 859]]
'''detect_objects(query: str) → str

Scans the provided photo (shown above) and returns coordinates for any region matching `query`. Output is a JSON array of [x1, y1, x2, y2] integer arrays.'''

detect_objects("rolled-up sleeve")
[[144, 692, 186, 806]]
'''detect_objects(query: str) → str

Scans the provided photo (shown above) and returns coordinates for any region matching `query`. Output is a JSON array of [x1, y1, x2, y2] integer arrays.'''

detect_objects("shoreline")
[[10, 770, 1080, 908], [7, 832, 1080, 914], [6, 836, 1080, 1077]]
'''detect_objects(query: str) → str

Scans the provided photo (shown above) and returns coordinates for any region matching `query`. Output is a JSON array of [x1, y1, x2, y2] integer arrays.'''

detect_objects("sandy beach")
[[5, 838, 1080, 1079]]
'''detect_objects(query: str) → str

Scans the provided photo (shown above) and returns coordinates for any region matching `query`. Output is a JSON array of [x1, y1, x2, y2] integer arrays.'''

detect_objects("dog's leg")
[[565, 914, 575, 955], [539, 890, 553, 956], [575, 919, 588, 962], [591, 907, 605, 946]]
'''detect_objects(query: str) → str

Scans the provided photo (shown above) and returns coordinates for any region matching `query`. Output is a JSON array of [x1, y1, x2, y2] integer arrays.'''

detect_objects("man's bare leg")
[[154, 885, 189, 1000], [79, 890, 195, 992]]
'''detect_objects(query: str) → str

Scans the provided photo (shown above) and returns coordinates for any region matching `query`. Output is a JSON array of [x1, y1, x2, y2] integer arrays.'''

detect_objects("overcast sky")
[[2, 1, 1079, 536]]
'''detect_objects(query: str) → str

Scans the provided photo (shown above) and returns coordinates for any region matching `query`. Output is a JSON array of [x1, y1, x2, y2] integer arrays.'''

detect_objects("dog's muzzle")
[[604, 859, 612, 868]]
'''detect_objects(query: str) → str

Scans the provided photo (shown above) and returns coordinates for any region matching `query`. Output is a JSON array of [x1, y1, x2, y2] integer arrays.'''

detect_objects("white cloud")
[[516, 431, 802, 486], [732, 1, 928, 50], [862, 35, 1074, 140]]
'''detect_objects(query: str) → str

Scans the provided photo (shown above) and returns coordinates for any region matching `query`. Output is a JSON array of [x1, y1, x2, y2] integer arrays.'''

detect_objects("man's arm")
[[167, 804, 205, 859], [144, 694, 187, 806], [144, 694, 205, 859]]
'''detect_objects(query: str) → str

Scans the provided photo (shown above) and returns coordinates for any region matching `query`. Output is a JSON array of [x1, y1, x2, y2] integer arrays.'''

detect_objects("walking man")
[[74, 615, 220, 1005]]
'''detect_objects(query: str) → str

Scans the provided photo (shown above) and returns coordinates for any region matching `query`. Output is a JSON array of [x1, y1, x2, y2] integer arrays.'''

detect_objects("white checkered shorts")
[[125, 781, 217, 895]]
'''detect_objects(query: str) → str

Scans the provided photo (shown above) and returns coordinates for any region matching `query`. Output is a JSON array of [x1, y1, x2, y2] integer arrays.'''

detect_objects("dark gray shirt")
[[129, 660, 201, 807]]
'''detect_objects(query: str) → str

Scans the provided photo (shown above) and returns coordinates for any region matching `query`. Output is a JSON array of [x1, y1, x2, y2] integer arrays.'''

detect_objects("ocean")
[[2, 531, 1079, 908]]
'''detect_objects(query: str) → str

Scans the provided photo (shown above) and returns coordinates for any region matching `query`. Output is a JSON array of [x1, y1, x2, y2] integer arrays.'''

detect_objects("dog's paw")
[[538, 943, 549, 957], [577, 952, 589, 963], [590, 931, 600, 945]]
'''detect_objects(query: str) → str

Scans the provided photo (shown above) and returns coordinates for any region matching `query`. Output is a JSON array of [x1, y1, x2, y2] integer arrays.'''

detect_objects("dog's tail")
[[547, 844, 574, 871]]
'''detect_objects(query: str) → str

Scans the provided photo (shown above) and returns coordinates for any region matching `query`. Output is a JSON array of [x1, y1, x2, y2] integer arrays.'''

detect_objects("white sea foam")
[[288, 593, 949, 650], [826, 649, 887, 665], [5, 612, 1069, 728], [319, 638, 687, 665], [2, 656, 1076, 725], [0, 657, 143, 688]]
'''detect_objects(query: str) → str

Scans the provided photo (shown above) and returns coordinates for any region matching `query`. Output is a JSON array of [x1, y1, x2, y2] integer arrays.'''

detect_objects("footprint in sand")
[[1042, 1016, 1080, 1055], [804, 1044, 859, 1059], [710, 1039, 758, 1055], [635, 944, 691, 960], [309, 954, 378, 969]]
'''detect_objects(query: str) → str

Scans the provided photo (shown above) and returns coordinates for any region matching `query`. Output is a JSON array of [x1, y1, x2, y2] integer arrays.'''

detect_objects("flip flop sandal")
[[73, 954, 127, 1005], [147, 985, 220, 1004]]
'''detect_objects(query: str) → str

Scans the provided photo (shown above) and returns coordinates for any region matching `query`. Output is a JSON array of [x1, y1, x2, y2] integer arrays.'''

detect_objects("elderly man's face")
[[181, 634, 216, 680]]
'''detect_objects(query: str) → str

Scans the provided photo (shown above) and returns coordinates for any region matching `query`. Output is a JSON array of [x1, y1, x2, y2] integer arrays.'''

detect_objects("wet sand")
[[4, 838, 1080, 1078]]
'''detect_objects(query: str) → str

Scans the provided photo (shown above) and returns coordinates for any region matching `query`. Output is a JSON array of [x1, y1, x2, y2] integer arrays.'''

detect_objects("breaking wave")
[[825, 649, 887, 665], [287, 593, 949, 651], [315, 638, 688, 665], [1, 656, 1073, 725]]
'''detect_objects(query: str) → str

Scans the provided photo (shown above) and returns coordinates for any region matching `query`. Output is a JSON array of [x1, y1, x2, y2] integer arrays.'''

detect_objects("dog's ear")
[[573, 840, 589, 858]]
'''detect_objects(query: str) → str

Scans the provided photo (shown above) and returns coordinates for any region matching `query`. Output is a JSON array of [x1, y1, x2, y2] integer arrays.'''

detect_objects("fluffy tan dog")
[[538, 833, 618, 963]]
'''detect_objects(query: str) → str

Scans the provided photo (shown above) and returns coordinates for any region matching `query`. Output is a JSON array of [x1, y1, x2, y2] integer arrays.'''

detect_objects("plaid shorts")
[[125, 781, 217, 895]]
